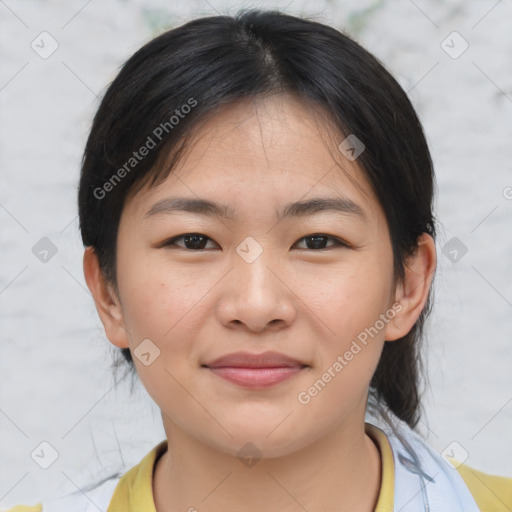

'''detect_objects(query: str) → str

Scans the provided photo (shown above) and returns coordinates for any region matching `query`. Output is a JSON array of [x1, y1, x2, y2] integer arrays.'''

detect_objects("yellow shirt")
[[5, 423, 512, 511]]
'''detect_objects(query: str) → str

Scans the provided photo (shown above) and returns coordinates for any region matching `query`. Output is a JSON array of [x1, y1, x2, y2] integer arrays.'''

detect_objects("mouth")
[[202, 351, 309, 389]]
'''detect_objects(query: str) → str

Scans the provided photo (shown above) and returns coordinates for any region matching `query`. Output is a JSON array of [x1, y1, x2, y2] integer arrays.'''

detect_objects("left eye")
[[162, 233, 348, 251], [293, 234, 348, 250]]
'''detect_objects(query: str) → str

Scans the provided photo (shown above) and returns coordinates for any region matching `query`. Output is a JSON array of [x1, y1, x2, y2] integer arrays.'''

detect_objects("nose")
[[216, 248, 296, 333]]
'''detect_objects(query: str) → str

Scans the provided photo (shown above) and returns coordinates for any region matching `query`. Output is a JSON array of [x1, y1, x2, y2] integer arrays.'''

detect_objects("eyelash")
[[161, 233, 350, 251]]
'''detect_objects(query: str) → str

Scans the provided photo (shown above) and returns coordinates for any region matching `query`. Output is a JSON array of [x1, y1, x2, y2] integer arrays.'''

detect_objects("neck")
[[153, 415, 381, 512]]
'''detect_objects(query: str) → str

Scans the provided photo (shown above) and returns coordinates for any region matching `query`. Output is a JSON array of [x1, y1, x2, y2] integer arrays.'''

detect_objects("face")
[[104, 94, 401, 457]]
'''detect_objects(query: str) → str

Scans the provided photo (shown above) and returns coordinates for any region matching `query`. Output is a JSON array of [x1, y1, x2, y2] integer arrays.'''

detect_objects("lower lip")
[[207, 366, 305, 388]]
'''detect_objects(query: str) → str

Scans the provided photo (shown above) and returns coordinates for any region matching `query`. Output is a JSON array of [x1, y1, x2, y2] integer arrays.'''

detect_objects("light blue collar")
[[375, 418, 481, 511]]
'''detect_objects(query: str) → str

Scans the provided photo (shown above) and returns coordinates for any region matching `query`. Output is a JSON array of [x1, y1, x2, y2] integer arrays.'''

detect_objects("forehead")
[[126, 94, 380, 222], [176, 94, 349, 178]]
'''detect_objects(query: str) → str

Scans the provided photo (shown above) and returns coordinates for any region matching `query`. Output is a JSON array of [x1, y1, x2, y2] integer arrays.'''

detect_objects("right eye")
[[161, 233, 219, 251]]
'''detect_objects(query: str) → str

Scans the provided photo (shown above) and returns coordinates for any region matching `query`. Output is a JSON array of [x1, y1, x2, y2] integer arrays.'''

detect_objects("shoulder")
[[452, 460, 512, 511], [1, 476, 120, 512], [2, 507, 42, 512], [367, 414, 512, 511], [1, 441, 167, 512]]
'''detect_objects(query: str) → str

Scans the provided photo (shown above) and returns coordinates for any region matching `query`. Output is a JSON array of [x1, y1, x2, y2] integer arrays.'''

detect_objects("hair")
[[78, 9, 436, 430]]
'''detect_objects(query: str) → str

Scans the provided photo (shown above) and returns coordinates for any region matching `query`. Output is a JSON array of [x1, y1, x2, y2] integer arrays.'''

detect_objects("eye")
[[161, 233, 350, 251], [163, 233, 218, 250], [293, 234, 349, 250]]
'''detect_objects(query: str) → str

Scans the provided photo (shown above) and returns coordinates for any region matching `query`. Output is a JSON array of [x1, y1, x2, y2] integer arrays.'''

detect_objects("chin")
[[198, 419, 312, 460]]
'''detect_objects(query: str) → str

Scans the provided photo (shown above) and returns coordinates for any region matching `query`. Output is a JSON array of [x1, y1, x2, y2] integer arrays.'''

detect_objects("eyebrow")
[[144, 196, 366, 222]]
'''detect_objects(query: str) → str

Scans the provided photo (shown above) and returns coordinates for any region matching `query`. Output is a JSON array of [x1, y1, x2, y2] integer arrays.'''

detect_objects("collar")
[[107, 422, 394, 511]]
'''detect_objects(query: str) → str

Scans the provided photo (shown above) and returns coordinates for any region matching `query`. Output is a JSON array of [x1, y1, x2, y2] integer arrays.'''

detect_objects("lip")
[[204, 350, 307, 368], [202, 351, 309, 389]]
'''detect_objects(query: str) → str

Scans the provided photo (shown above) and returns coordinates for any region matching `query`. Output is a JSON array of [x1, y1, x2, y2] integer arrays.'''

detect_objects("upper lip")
[[203, 351, 308, 368]]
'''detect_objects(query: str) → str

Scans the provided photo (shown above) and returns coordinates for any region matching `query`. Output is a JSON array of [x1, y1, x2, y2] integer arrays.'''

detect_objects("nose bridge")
[[218, 235, 294, 331], [233, 235, 277, 295]]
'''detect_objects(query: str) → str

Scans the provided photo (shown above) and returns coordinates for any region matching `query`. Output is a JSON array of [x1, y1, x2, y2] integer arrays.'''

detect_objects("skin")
[[84, 93, 436, 511]]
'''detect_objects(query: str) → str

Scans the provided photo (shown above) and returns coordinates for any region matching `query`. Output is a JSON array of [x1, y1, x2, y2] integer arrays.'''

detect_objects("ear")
[[83, 246, 130, 349], [384, 233, 436, 341]]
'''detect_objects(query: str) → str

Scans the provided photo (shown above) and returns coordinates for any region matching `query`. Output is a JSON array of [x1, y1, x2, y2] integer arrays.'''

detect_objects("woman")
[[8, 9, 511, 511]]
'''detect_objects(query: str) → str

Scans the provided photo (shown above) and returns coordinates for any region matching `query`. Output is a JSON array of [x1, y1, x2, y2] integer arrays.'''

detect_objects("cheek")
[[117, 262, 204, 406], [297, 261, 392, 415], [315, 255, 394, 340], [121, 272, 202, 343]]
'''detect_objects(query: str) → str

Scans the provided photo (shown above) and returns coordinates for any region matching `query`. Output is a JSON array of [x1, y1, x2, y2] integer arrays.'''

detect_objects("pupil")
[[182, 235, 328, 250], [185, 235, 206, 249], [308, 236, 325, 249]]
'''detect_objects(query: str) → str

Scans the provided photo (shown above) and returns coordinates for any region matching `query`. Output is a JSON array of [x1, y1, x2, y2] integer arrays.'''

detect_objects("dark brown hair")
[[78, 9, 436, 429]]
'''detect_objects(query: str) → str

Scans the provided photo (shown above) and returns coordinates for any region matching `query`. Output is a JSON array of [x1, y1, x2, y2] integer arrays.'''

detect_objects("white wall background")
[[1, 0, 511, 506]]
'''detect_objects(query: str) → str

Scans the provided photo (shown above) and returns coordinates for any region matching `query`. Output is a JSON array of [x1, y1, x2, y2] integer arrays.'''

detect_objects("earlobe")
[[82, 246, 130, 349], [384, 233, 437, 342]]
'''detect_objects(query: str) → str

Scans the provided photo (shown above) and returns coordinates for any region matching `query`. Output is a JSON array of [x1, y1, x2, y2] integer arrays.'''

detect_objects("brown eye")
[[163, 233, 218, 250], [161, 233, 349, 251], [293, 234, 349, 250]]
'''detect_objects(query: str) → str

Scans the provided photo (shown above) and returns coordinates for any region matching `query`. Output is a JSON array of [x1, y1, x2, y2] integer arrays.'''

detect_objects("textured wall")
[[1, 0, 511, 505]]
